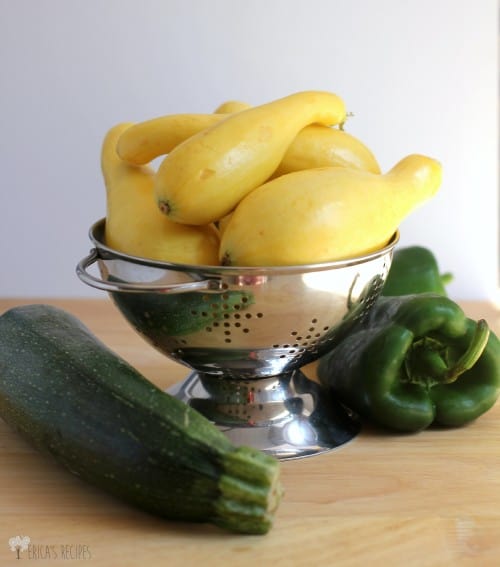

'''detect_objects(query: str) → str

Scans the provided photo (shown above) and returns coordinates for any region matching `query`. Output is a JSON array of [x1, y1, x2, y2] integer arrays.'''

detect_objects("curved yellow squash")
[[116, 114, 224, 166], [213, 100, 252, 114], [154, 90, 347, 225], [116, 100, 377, 185], [117, 102, 253, 165], [103, 123, 220, 265], [220, 154, 442, 266], [273, 124, 380, 176]]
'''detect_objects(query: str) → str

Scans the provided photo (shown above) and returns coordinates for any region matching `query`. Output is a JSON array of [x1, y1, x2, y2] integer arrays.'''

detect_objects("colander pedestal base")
[[169, 369, 360, 460]]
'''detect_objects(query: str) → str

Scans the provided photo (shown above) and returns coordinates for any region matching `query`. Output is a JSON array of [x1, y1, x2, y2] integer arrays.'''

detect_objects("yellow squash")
[[273, 124, 381, 176], [103, 123, 220, 265], [116, 100, 376, 184], [154, 90, 347, 225], [116, 114, 224, 165], [214, 102, 380, 175], [117, 102, 251, 166], [213, 100, 252, 113], [220, 154, 442, 266], [216, 212, 233, 236]]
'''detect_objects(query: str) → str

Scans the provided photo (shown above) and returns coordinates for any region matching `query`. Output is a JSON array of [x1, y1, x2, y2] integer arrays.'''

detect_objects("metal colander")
[[77, 218, 398, 459]]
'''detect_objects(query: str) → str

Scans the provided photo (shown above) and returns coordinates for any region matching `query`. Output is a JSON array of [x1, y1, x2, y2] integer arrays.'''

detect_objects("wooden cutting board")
[[0, 298, 499, 566]]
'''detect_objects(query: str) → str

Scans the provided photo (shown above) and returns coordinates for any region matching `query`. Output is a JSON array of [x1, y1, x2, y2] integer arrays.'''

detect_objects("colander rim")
[[88, 217, 399, 276]]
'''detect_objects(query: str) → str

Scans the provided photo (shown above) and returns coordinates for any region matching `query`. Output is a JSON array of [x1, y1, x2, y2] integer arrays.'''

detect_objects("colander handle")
[[76, 249, 223, 294]]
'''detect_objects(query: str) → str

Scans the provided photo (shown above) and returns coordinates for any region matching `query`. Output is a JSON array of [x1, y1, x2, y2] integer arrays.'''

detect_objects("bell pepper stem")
[[440, 272, 454, 286], [411, 349, 448, 380], [443, 319, 490, 383]]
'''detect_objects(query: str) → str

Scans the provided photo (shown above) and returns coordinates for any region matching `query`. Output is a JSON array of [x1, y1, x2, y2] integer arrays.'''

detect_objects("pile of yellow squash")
[[102, 90, 442, 267]]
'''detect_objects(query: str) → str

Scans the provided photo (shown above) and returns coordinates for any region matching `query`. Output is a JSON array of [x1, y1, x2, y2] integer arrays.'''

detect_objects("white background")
[[1, 0, 498, 300]]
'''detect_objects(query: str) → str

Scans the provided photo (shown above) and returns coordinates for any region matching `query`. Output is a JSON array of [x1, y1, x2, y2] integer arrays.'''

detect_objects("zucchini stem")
[[214, 447, 283, 535]]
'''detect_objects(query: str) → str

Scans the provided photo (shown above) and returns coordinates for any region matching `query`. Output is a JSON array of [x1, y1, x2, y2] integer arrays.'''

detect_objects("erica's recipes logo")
[[9, 536, 30, 559], [8, 536, 92, 560]]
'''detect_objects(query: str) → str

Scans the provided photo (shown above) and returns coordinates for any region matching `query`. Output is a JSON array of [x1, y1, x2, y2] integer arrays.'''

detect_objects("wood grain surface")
[[0, 298, 499, 567]]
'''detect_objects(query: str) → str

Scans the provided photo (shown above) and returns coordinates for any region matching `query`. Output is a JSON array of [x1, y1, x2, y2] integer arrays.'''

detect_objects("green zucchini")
[[0, 304, 281, 534]]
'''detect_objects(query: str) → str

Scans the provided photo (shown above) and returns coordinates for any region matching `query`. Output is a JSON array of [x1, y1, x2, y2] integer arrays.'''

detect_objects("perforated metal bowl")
[[77, 218, 398, 459]]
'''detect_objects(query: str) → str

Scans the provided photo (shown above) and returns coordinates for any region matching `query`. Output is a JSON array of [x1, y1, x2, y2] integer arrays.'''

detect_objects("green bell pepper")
[[317, 294, 500, 432], [382, 246, 453, 296]]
